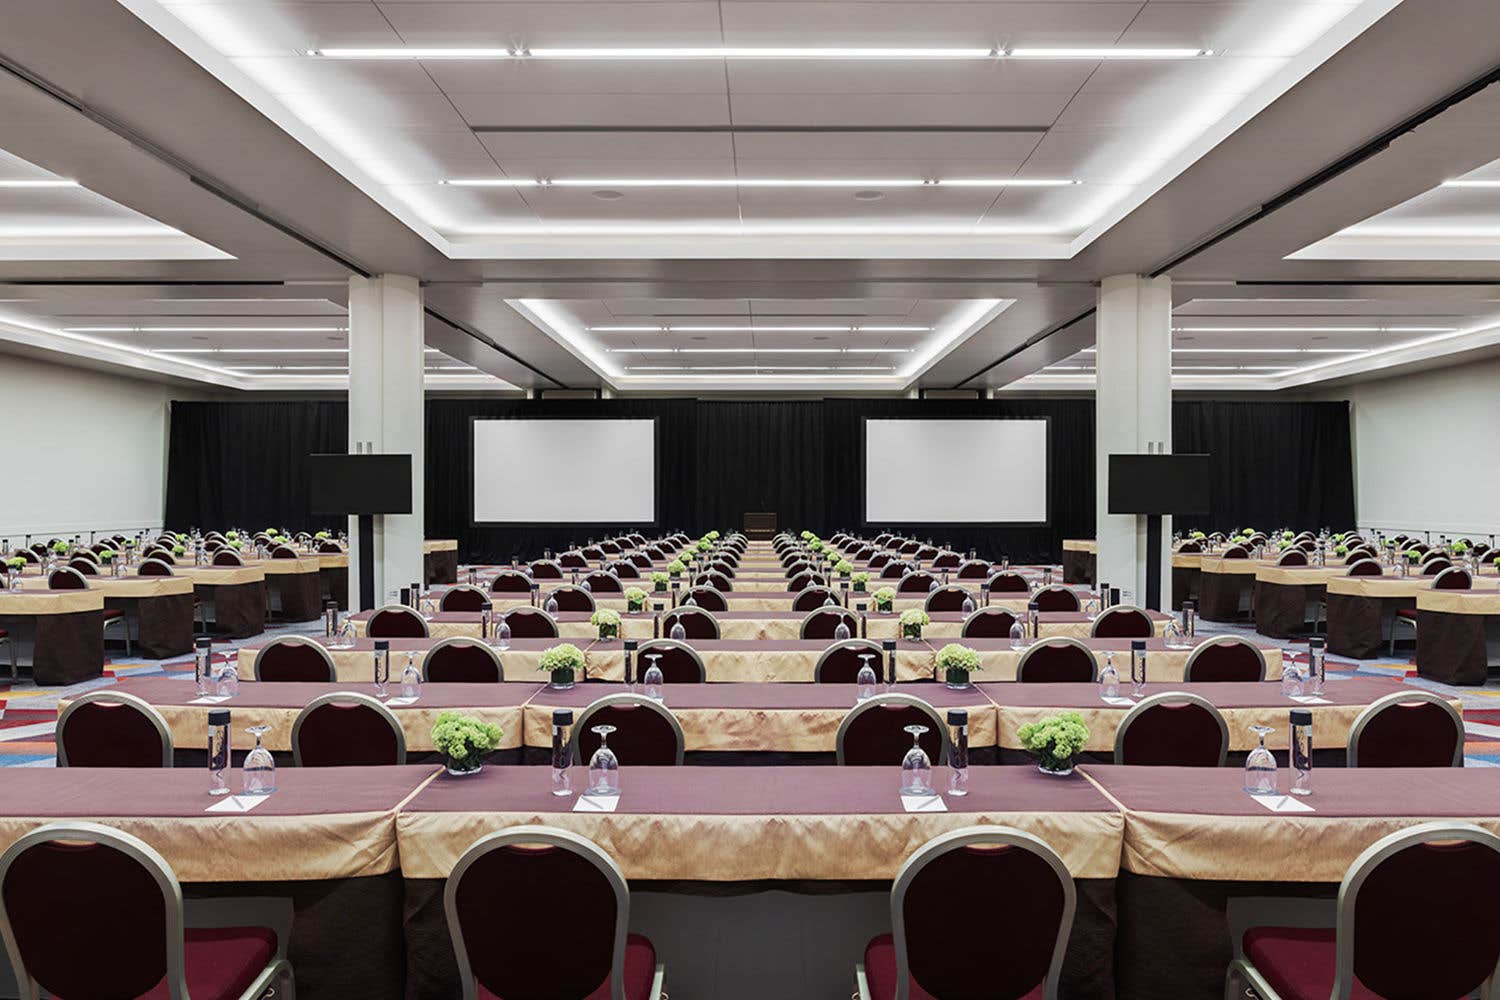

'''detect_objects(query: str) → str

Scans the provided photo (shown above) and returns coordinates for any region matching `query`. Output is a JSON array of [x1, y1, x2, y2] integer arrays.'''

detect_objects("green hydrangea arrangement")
[[851, 571, 870, 592], [800, 530, 814, 541], [226, 531, 239, 541], [695, 538, 712, 553], [1453, 540, 1470, 555], [98, 548, 116, 563], [1282, 531, 1294, 541], [51, 541, 68, 554], [935, 643, 981, 685], [1335, 544, 1348, 556], [228, 540, 243, 550], [650, 571, 670, 592], [590, 607, 622, 639], [1018, 711, 1090, 774], [706, 530, 721, 541], [539, 643, 586, 679], [625, 586, 648, 611], [1190, 530, 1206, 540], [667, 560, 686, 576], [835, 559, 853, 576], [809, 539, 825, 553], [899, 607, 930, 639], [1405, 549, 1422, 562], [315, 530, 330, 540], [172, 545, 185, 556], [4, 557, 24, 571], [873, 586, 896, 612], [430, 712, 503, 773]]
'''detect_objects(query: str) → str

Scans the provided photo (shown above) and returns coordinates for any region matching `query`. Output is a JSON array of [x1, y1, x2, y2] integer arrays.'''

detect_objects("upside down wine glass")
[[588, 725, 620, 796], [242, 725, 276, 796], [1244, 725, 1278, 796], [900, 724, 933, 795], [855, 652, 878, 702]]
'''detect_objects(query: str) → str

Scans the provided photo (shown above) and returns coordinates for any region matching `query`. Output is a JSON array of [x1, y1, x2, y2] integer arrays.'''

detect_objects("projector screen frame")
[[859, 415, 1052, 528], [468, 414, 661, 527]]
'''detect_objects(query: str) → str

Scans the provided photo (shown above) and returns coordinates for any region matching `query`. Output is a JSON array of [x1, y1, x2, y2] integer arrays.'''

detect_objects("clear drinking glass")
[[587, 725, 620, 796], [643, 653, 664, 701], [834, 619, 851, 641], [1099, 652, 1120, 700], [400, 653, 422, 701], [900, 725, 933, 795], [961, 596, 975, 614], [214, 658, 239, 699], [1244, 725, 1278, 795], [544, 595, 559, 614], [856, 664, 878, 702], [669, 620, 686, 642], [242, 725, 276, 796], [1009, 618, 1027, 650]]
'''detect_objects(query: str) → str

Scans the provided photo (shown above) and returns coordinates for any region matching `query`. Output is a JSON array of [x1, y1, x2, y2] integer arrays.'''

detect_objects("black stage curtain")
[[164, 398, 1354, 564]]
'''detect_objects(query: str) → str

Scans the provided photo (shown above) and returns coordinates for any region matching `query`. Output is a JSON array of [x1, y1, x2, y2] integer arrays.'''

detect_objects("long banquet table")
[[1326, 571, 1500, 660], [1415, 586, 1500, 683], [0, 587, 104, 684]]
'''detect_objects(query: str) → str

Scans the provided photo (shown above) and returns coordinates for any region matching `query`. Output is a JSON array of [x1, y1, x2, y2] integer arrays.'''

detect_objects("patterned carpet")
[[3, 615, 1498, 766]]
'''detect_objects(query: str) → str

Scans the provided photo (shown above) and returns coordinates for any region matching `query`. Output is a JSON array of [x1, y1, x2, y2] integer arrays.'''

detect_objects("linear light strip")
[[152, 348, 446, 355], [0, 179, 79, 188], [1080, 347, 1366, 355], [589, 325, 930, 333], [606, 347, 912, 354], [1172, 326, 1456, 333], [625, 365, 894, 372], [65, 325, 348, 333], [1440, 180, 1500, 188], [311, 46, 1211, 61], [445, 177, 1078, 188]]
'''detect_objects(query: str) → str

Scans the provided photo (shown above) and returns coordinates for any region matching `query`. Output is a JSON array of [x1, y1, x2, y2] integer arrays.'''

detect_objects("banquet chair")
[[914, 546, 939, 562], [546, 585, 597, 613], [634, 639, 706, 684], [1346, 690, 1464, 767], [1091, 605, 1154, 639], [613, 561, 642, 579], [855, 826, 1074, 1000], [815, 639, 885, 683], [1295, 539, 1319, 553], [366, 604, 430, 638], [137, 557, 174, 576], [923, 585, 973, 614], [898, 542, 921, 555], [1114, 692, 1228, 766], [318, 539, 342, 553], [423, 637, 504, 683], [1015, 638, 1096, 683], [49, 567, 131, 654], [986, 571, 1031, 594], [793, 586, 840, 612], [693, 570, 732, 592], [56, 691, 173, 767], [877, 562, 908, 580], [1182, 636, 1268, 681], [1277, 549, 1309, 566], [867, 552, 893, 570], [1346, 558, 1383, 577], [528, 559, 565, 580], [559, 551, 589, 569], [441, 584, 490, 612], [203, 531, 226, 543], [211, 548, 244, 566], [1226, 823, 1500, 1000], [1221, 545, 1250, 560], [1391, 567, 1473, 654], [583, 571, 624, 594], [68, 556, 98, 576], [252, 636, 337, 682], [961, 607, 1019, 639], [0, 822, 293, 1000], [291, 692, 406, 766], [599, 541, 621, 556], [628, 551, 653, 570], [955, 559, 991, 580], [930, 551, 961, 570], [788, 571, 827, 592], [1177, 540, 1203, 554], [270, 544, 299, 559], [837, 695, 949, 766], [645, 545, 671, 561], [854, 546, 878, 561], [801, 607, 860, 640], [1032, 585, 1082, 613], [503, 607, 559, 638], [873, 533, 893, 548], [896, 571, 939, 595], [681, 586, 729, 612], [573, 694, 685, 765], [581, 546, 605, 561], [659, 607, 719, 640], [443, 826, 665, 1000], [488, 570, 533, 594], [1420, 556, 1451, 575], [202, 539, 224, 553]]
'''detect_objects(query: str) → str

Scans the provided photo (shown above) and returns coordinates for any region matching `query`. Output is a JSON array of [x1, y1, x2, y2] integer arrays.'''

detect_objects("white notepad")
[[1287, 695, 1331, 705], [189, 695, 231, 705], [385, 696, 419, 707], [1251, 794, 1315, 814], [205, 795, 269, 814], [1100, 696, 1135, 706], [901, 794, 948, 813], [573, 794, 620, 813]]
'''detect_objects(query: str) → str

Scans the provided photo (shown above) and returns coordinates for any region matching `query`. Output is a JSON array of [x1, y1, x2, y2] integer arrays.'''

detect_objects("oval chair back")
[[961, 607, 1019, 639], [923, 586, 972, 614], [1277, 549, 1308, 566], [788, 571, 827, 592], [800, 607, 859, 640], [898, 541, 920, 555], [318, 540, 343, 553], [442, 826, 652, 1000], [488, 571, 533, 594], [1182, 637, 1268, 682], [291, 692, 406, 766], [628, 552, 653, 569], [914, 546, 938, 561], [867, 552, 892, 569], [558, 551, 588, 569], [836, 695, 949, 766], [582, 571, 623, 594], [869, 826, 1076, 1000], [1114, 692, 1228, 766], [814, 640, 885, 683], [1032, 586, 1081, 613], [1347, 558, 1383, 577], [580, 547, 604, 561], [137, 558, 174, 577], [693, 571, 732, 593], [572, 694, 685, 765], [1433, 567, 1472, 590], [253, 637, 336, 681], [1420, 557, 1451, 576], [612, 561, 642, 580], [440, 585, 489, 612], [502, 607, 559, 638], [930, 551, 961, 569], [366, 605, 430, 639], [896, 571, 939, 595], [877, 562, 908, 580], [56, 692, 172, 767], [955, 559, 991, 580], [528, 560, 564, 580], [1090, 605, 1154, 639], [792, 587, 840, 612], [634, 639, 706, 684], [545, 586, 596, 613], [681, 586, 728, 612], [1176, 540, 1203, 554], [47, 568, 88, 590], [422, 638, 504, 683], [67, 557, 98, 576], [986, 572, 1031, 594], [211, 549, 244, 566], [270, 545, 298, 559], [1015, 638, 1096, 683], [1346, 691, 1464, 767], [1221, 545, 1249, 559], [659, 607, 719, 640]]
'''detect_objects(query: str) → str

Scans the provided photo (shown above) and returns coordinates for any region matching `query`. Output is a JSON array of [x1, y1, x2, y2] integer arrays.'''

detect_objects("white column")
[[1095, 274, 1173, 609], [347, 274, 425, 608]]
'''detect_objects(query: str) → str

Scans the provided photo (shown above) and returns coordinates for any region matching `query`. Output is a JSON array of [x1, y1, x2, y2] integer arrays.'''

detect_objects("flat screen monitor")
[[308, 454, 413, 515], [1107, 453, 1212, 515]]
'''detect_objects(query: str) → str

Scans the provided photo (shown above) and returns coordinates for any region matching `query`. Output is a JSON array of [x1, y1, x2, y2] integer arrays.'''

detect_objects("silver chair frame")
[[545, 585, 597, 613], [571, 693, 686, 765], [1114, 691, 1229, 766], [660, 606, 720, 639], [252, 636, 337, 681], [813, 638, 885, 682], [960, 606, 1019, 638], [922, 585, 975, 614], [502, 606, 560, 638], [56, 690, 174, 767], [836, 693, 952, 766], [799, 606, 859, 640], [291, 691, 407, 766], [1346, 689, 1464, 767], [442, 583, 493, 609]]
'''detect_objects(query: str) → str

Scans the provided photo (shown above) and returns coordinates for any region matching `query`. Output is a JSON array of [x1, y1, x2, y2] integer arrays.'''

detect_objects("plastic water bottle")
[[1290, 709, 1313, 796], [552, 709, 573, 796], [401, 652, 422, 701], [670, 620, 686, 641], [207, 708, 230, 797], [856, 665, 878, 702], [1099, 652, 1120, 700], [1009, 618, 1027, 650], [947, 709, 969, 797], [194, 637, 213, 698], [834, 619, 851, 641], [1307, 637, 1326, 697], [1130, 639, 1146, 698]]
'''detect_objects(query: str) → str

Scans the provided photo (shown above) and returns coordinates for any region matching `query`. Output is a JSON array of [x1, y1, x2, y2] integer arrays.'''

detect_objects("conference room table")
[[423, 539, 459, 585], [172, 563, 268, 639], [1063, 538, 1097, 585], [1414, 586, 1500, 684], [1249, 563, 1348, 639], [0, 586, 105, 684], [1060, 540, 1208, 610], [1325, 570, 1500, 661], [0, 765, 440, 1000], [10, 566, 197, 660]]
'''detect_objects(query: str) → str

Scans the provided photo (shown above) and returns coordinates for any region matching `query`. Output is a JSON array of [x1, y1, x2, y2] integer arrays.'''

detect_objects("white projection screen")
[[864, 418, 1048, 523], [473, 418, 655, 522]]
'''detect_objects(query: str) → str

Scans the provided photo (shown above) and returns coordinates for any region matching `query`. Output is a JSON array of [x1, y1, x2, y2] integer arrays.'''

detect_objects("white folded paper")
[[189, 695, 231, 705], [205, 795, 269, 814], [901, 794, 948, 813], [1251, 794, 1315, 813], [1100, 696, 1135, 706], [573, 794, 620, 813]]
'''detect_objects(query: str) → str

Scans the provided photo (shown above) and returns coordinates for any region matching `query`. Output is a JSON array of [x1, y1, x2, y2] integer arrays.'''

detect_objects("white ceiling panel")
[[373, 2, 728, 45], [723, 61, 1095, 95], [728, 92, 1077, 127], [448, 92, 732, 127], [423, 61, 730, 95], [717, 2, 1145, 44], [476, 130, 736, 161]]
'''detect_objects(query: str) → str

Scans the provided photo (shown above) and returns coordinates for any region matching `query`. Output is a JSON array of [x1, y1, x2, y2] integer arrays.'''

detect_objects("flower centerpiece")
[[431, 712, 503, 776], [51, 540, 68, 555], [835, 559, 853, 578], [696, 538, 712, 553], [3, 556, 23, 577], [1018, 711, 1090, 776], [808, 539, 825, 554], [226, 531, 239, 541], [625, 586, 648, 612], [539, 642, 586, 689], [706, 530, 721, 541], [799, 530, 813, 541], [873, 586, 896, 613], [315, 530, 330, 540], [98, 548, 116, 564], [1335, 544, 1349, 557], [172, 544, 186, 557], [591, 607, 622, 641], [899, 608, 930, 641], [667, 559, 685, 579], [934, 643, 981, 690], [1190, 530, 1207, 541], [1282, 531, 1295, 542], [1405, 549, 1422, 564], [851, 571, 870, 593], [1453, 540, 1470, 555], [228, 539, 243, 550], [650, 571, 669, 593]]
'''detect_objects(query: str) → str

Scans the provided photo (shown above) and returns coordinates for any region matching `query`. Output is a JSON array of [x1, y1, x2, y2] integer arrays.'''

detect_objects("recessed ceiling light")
[[447, 176, 1077, 189], [312, 46, 1210, 62], [1170, 326, 1455, 333], [64, 325, 349, 334], [604, 347, 912, 355], [853, 190, 885, 201], [592, 189, 624, 200], [813, 335, 830, 341], [588, 324, 930, 333]]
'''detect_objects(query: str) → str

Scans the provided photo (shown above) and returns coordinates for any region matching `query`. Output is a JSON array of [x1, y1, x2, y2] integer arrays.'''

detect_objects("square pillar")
[[1095, 274, 1173, 609], [347, 274, 424, 608]]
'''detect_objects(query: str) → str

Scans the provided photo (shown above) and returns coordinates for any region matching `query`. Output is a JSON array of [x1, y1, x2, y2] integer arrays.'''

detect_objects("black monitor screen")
[[1107, 453, 1212, 515], [308, 454, 412, 515]]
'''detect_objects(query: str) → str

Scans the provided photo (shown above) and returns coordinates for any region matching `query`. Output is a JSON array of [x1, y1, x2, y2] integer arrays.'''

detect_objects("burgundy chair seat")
[[59, 700, 168, 767], [896, 572, 938, 594], [140, 926, 280, 1000], [582, 572, 623, 594], [441, 587, 489, 612], [1242, 927, 1384, 1000], [488, 572, 533, 594], [862, 933, 1042, 1000], [474, 933, 657, 1000], [801, 608, 858, 640], [1017, 642, 1095, 683], [792, 588, 839, 612], [987, 572, 1031, 594], [1185, 640, 1266, 682], [842, 705, 943, 765], [255, 640, 334, 682], [577, 705, 680, 765], [1092, 607, 1154, 639], [877, 563, 907, 580], [424, 641, 503, 683], [296, 702, 402, 766], [962, 608, 1018, 639], [660, 609, 717, 640], [1032, 587, 1081, 612], [529, 561, 564, 580], [956, 561, 991, 580], [366, 607, 428, 638], [1396, 607, 1418, 620], [681, 587, 728, 612], [635, 643, 704, 683], [101, 609, 124, 620]]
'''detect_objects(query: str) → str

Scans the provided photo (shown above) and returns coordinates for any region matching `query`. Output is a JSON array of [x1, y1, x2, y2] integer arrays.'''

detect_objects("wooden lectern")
[[743, 512, 777, 540]]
